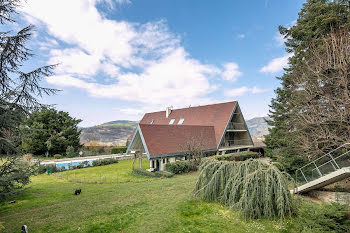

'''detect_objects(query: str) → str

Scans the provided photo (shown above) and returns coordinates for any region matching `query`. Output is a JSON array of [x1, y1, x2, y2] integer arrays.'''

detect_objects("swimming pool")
[[56, 159, 95, 169]]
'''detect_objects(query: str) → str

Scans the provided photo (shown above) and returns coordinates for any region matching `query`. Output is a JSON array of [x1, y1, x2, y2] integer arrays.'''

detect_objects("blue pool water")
[[56, 160, 94, 169]]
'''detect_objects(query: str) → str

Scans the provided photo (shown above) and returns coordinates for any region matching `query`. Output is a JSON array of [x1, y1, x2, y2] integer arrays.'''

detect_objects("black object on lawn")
[[21, 225, 28, 233], [74, 189, 82, 195]]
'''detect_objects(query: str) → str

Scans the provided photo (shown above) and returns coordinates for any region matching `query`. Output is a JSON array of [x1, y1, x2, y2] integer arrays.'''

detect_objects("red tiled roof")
[[139, 124, 217, 157], [140, 101, 237, 146], [252, 141, 266, 148], [251, 137, 266, 148]]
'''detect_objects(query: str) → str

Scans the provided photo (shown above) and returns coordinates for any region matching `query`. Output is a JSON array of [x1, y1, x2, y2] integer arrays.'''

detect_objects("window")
[[169, 119, 175, 125], [150, 119, 154, 124], [178, 118, 184, 125]]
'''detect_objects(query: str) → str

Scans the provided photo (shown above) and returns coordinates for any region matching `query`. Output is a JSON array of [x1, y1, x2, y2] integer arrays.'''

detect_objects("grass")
[[0, 159, 293, 232]]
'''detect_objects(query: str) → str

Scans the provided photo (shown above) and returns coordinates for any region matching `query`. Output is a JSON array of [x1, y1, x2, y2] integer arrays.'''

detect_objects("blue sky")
[[18, 0, 304, 127]]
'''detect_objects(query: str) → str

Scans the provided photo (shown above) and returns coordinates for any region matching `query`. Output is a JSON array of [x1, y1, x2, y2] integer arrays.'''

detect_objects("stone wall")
[[308, 190, 350, 205]]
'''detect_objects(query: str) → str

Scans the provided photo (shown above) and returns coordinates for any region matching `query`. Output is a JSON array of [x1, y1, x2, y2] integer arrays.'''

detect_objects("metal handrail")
[[297, 143, 350, 171], [227, 122, 246, 130], [315, 150, 350, 170], [296, 143, 350, 183], [225, 139, 252, 142], [223, 139, 252, 147]]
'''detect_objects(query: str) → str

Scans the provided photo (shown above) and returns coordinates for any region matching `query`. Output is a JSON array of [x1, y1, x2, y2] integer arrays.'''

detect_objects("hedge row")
[[165, 161, 197, 174], [132, 168, 174, 178], [111, 146, 127, 154], [92, 158, 119, 166], [214, 151, 259, 162]]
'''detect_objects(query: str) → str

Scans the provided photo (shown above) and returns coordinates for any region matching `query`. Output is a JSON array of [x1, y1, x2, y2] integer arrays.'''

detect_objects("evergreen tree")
[[0, 0, 57, 154], [265, 0, 350, 173], [21, 108, 82, 156], [0, 0, 57, 199]]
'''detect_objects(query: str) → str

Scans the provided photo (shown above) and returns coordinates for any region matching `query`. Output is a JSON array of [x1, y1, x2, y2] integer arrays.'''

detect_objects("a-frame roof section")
[[139, 124, 217, 158], [140, 101, 237, 146], [126, 124, 149, 156]]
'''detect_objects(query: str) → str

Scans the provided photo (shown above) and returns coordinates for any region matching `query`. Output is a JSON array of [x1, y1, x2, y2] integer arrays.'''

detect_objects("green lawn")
[[0, 159, 292, 233]]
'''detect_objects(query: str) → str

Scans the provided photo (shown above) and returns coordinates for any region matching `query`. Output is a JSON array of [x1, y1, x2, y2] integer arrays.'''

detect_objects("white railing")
[[222, 139, 252, 148], [227, 122, 246, 130], [295, 143, 350, 185]]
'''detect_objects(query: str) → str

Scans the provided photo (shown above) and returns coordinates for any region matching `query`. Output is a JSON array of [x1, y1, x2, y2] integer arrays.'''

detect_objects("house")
[[126, 101, 255, 171]]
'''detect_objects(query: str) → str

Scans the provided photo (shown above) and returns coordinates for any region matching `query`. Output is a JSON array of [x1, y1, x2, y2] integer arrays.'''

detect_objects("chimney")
[[166, 106, 172, 118]]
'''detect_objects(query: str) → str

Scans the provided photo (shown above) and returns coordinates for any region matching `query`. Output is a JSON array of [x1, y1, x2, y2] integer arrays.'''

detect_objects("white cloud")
[[221, 62, 242, 82], [22, 0, 136, 67], [224, 86, 270, 97], [251, 86, 270, 94], [274, 32, 286, 47], [114, 0, 131, 4], [22, 0, 246, 114], [46, 47, 217, 107], [37, 38, 59, 50], [113, 107, 145, 116], [260, 54, 292, 74], [225, 87, 249, 97], [287, 20, 297, 28], [237, 34, 245, 39], [273, 20, 296, 47], [49, 48, 102, 77]]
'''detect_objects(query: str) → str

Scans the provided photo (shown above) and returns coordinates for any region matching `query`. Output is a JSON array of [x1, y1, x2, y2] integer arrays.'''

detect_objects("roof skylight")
[[178, 118, 184, 125], [150, 119, 154, 124], [169, 119, 175, 125]]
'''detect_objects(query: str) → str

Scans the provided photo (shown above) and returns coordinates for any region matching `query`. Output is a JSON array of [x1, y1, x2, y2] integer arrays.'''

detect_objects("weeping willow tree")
[[194, 158, 293, 219]]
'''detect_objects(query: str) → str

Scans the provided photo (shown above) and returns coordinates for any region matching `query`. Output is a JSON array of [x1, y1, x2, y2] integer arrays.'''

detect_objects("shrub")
[[132, 168, 174, 178], [111, 146, 127, 154], [48, 165, 60, 173], [81, 161, 91, 167], [132, 168, 157, 177], [188, 161, 198, 172], [166, 161, 190, 174], [74, 161, 91, 169], [92, 158, 118, 166], [292, 201, 350, 232], [194, 158, 293, 219], [155, 171, 174, 178], [0, 157, 33, 200], [53, 154, 62, 159], [38, 165, 61, 174], [215, 151, 259, 162], [37, 165, 47, 174], [83, 145, 110, 153], [66, 146, 75, 157]]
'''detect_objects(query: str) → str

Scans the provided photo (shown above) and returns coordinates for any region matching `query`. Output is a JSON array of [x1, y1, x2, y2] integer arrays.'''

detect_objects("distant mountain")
[[246, 117, 271, 138], [80, 120, 138, 146]]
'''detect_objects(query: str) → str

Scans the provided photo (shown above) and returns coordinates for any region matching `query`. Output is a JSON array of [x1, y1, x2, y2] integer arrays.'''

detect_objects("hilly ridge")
[[80, 120, 138, 146], [246, 117, 271, 138]]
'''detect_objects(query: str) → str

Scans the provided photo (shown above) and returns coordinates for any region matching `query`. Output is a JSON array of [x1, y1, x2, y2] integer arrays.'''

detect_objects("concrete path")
[[37, 154, 133, 165], [291, 167, 350, 194]]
